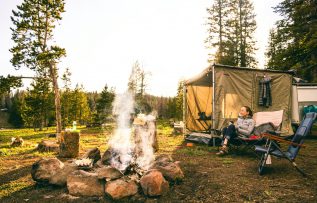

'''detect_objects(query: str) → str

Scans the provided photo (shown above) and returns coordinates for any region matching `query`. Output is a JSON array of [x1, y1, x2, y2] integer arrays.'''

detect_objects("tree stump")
[[59, 131, 80, 158]]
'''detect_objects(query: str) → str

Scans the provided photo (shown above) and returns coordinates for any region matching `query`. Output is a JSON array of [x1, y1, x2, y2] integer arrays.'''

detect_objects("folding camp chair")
[[255, 112, 317, 176], [229, 110, 284, 155]]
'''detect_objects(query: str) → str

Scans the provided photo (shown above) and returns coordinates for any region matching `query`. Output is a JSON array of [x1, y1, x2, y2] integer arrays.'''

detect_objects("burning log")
[[133, 114, 158, 154]]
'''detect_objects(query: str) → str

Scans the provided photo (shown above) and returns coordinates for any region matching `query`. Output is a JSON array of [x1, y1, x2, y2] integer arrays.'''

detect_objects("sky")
[[0, 0, 282, 96]]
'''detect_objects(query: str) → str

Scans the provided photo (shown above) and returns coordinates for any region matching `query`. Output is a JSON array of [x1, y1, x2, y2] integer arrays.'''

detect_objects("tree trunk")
[[49, 63, 62, 135], [218, 0, 223, 58]]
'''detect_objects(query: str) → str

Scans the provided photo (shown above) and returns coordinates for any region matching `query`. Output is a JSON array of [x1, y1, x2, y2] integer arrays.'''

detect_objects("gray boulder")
[[67, 170, 104, 197], [31, 158, 64, 184], [50, 162, 78, 186], [97, 166, 123, 181]]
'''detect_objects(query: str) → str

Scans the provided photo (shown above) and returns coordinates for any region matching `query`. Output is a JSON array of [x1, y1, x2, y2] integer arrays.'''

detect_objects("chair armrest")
[[266, 130, 282, 135], [261, 133, 306, 148]]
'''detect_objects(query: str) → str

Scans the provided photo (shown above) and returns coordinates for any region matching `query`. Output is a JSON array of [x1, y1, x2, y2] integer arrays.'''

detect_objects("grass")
[[0, 179, 31, 198], [1, 121, 317, 201]]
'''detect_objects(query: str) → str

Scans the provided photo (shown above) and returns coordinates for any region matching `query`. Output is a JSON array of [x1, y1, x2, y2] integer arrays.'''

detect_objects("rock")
[[58, 193, 80, 201], [82, 147, 101, 164], [155, 154, 173, 164], [31, 158, 64, 184], [37, 140, 59, 152], [97, 166, 123, 181], [49, 162, 78, 186], [140, 170, 169, 197], [11, 137, 24, 147], [101, 149, 112, 165], [95, 159, 104, 168], [67, 170, 104, 197], [105, 179, 138, 200], [130, 193, 147, 202], [151, 161, 184, 182], [47, 133, 57, 138]]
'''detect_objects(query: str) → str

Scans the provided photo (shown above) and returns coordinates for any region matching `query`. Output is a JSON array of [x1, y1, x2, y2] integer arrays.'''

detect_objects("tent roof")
[[185, 64, 295, 86], [185, 67, 213, 86]]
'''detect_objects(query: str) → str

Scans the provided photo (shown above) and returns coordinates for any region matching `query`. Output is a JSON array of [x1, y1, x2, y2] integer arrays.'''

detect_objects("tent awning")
[[185, 66, 213, 86]]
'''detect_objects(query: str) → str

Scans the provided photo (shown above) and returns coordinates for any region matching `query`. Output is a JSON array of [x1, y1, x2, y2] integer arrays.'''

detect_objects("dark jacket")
[[259, 77, 272, 107]]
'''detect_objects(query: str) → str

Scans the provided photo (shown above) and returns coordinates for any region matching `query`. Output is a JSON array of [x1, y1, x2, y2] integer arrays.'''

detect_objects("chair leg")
[[258, 153, 268, 175], [270, 141, 307, 176], [258, 140, 273, 175], [291, 161, 307, 177]]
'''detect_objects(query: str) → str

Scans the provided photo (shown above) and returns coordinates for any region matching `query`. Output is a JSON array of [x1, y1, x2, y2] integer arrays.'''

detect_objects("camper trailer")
[[292, 83, 317, 127], [183, 64, 295, 138]]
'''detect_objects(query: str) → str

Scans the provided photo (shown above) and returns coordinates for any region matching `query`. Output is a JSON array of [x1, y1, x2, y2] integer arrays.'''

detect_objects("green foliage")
[[10, 0, 67, 133], [10, 0, 66, 71], [96, 85, 115, 123], [8, 90, 25, 128], [143, 95, 170, 118], [175, 80, 184, 120], [0, 75, 22, 95], [265, 0, 317, 82], [22, 74, 55, 130], [167, 97, 177, 119], [61, 84, 91, 126], [164, 81, 184, 120], [206, 0, 257, 68]]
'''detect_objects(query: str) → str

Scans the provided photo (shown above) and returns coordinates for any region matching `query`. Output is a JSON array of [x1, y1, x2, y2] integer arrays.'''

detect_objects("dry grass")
[[1, 121, 317, 202]]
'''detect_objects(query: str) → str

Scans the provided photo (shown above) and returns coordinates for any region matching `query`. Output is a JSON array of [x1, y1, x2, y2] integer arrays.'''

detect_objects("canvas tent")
[[184, 64, 294, 136]]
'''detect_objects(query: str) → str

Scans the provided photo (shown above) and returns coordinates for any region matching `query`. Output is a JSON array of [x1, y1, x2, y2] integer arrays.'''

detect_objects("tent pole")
[[212, 64, 216, 136], [183, 83, 186, 136]]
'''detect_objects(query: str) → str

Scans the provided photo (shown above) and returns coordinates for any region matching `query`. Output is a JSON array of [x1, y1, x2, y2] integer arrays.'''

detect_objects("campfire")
[[31, 92, 184, 200]]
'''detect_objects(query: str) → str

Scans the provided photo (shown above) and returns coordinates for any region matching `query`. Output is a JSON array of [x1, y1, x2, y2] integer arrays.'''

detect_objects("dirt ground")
[[1, 122, 317, 202]]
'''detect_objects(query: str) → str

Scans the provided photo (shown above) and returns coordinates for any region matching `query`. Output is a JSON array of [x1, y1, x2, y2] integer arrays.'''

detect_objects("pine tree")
[[0, 75, 22, 96], [61, 68, 72, 127], [8, 90, 25, 128], [206, 0, 257, 67], [96, 85, 115, 124], [266, 0, 317, 81], [86, 91, 99, 125], [68, 85, 91, 125], [22, 74, 54, 130], [127, 61, 151, 114], [128, 61, 140, 95], [175, 80, 184, 120], [10, 0, 66, 133], [206, 0, 230, 63]]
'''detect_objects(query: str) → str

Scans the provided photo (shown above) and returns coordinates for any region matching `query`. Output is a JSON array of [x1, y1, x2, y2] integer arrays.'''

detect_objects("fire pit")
[[31, 92, 184, 200]]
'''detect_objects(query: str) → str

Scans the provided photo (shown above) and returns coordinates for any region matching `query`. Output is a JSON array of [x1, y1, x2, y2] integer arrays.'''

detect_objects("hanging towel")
[[259, 76, 272, 107]]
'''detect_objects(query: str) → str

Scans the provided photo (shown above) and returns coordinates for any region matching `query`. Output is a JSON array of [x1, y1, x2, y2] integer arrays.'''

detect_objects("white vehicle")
[[292, 82, 317, 127]]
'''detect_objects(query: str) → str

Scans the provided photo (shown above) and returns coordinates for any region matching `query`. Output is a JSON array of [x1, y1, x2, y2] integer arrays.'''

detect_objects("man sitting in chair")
[[216, 106, 255, 155]]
